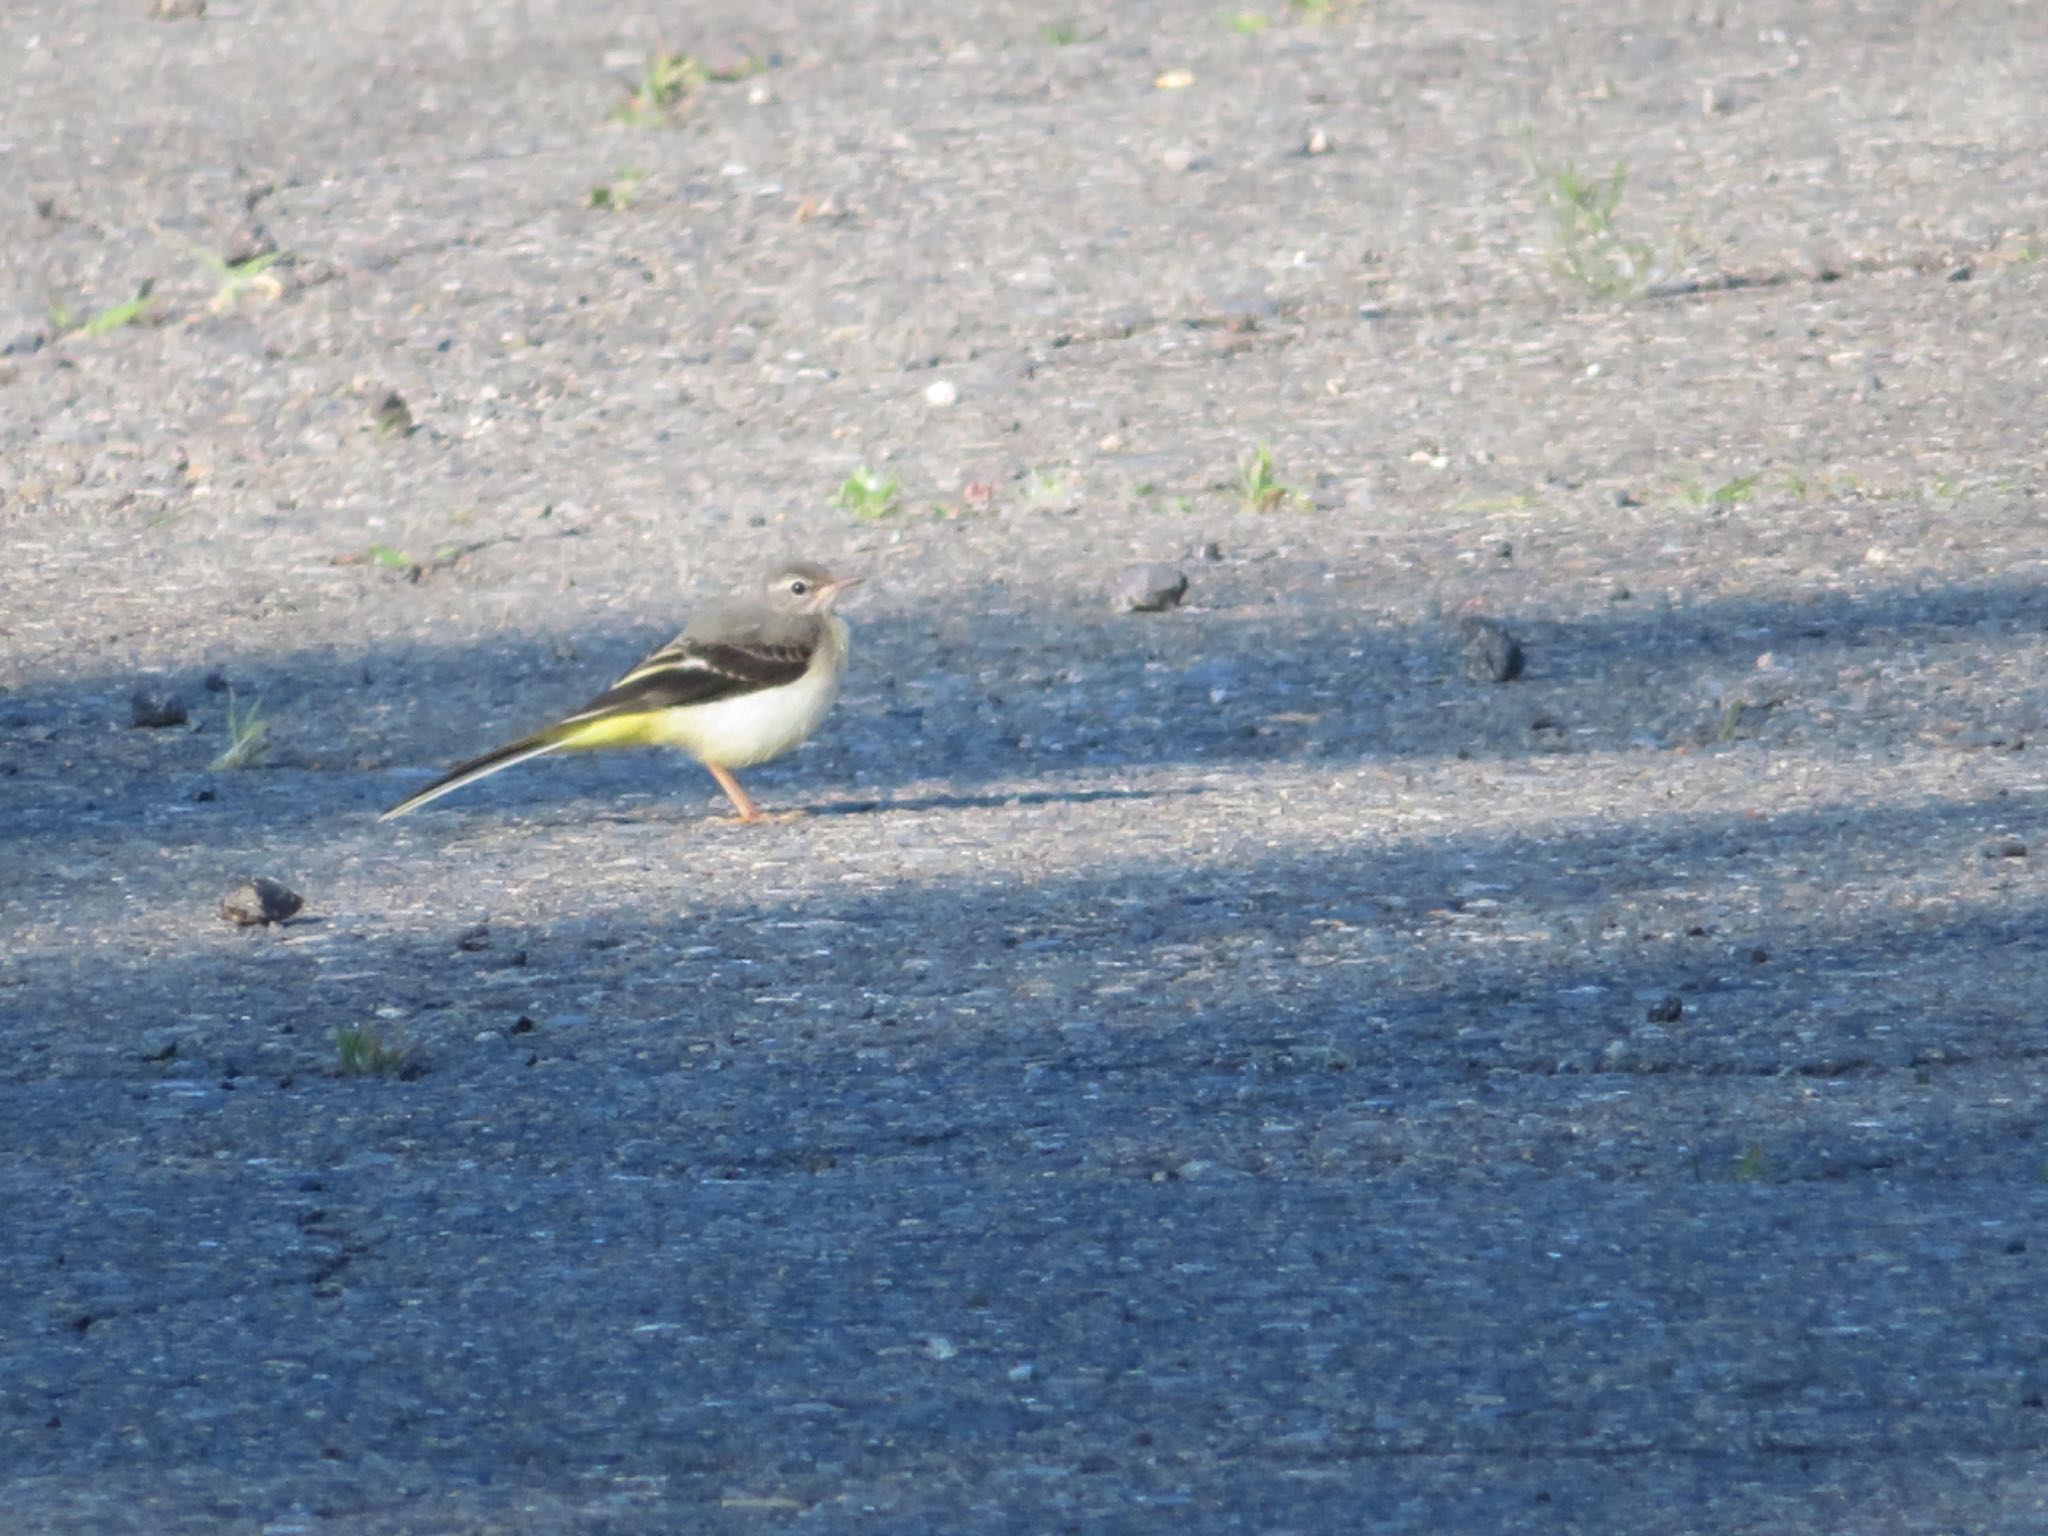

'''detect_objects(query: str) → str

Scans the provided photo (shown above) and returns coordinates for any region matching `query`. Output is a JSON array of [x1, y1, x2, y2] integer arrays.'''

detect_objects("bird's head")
[[765, 561, 861, 613]]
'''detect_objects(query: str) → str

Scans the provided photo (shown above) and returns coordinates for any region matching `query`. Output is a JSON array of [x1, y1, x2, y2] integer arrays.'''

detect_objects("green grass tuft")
[[1236, 444, 1302, 511], [161, 229, 286, 310], [616, 49, 705, 125], [50, 281, 156, 338], [1523, 135, 1657, 299], [1682, 475, 1759, 510], [210, 692, 269, 771], [1024, 466, 1074, 507], [834, 466, 901, 520], [334, 1025, 413, 1077]]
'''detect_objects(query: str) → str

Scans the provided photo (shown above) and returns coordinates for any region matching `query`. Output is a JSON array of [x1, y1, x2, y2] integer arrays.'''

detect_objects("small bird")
[[382, 560, 859, 824]]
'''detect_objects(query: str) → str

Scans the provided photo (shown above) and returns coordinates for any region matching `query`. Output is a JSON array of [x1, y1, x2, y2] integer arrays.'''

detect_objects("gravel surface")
[[5, 1, 2048, 1531]]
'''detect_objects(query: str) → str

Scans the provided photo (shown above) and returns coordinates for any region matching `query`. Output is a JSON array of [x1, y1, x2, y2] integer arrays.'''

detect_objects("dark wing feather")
[[560, 636, 816, 723]]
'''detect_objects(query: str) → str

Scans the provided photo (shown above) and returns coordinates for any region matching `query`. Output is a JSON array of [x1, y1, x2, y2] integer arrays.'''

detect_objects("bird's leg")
[[705, 764, 764, 822], [704, 764, 806, 824]]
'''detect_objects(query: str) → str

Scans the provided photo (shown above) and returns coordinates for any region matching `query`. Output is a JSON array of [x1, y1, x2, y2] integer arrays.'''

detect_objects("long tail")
[[381, 732, 567, 821]]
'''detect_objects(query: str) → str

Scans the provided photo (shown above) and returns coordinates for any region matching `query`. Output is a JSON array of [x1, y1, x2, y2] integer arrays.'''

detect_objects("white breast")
[[651, 616, 848, 768]]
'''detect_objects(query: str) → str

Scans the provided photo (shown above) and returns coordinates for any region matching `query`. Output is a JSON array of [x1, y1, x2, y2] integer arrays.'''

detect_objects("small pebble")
[[1806, 252, 1845, 283], [923, 378, 958, 408], [1304, 126, 1333, 156], [455, 924, 493, 951], [1458, 616, 1525, 683], [372, 391, 415, 437], [1199, 541, 1224, 563], [1646, 995, 1684, 1024], [1988, 840, 2028, 859], [138, 1029, 181, 1062], [221, 877, 303, 927], [130, 687, 188, 728], [1114, 563, 1189, 613]]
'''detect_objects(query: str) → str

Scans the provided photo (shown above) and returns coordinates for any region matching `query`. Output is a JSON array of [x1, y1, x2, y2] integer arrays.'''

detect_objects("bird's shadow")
[[805, 784, 1208, 817], [574, 784, 1207, 826]]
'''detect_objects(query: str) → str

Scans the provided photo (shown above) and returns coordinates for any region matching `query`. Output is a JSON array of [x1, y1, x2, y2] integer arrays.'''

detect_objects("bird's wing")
[[558, 628, 818, 723]]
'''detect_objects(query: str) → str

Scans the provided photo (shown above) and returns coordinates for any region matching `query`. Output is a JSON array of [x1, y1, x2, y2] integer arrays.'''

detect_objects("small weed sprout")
[[1682, 475, 1759, 510], [334, 1025, 412, 1077], [206, 251, 283, 310], [365, 544, 428, 580], [616, 49, 705, 125], [587, 169, 648, 210], [834, 466, 901, 520], [50, 281, 156, 338], [1236, 444, 1301, 511], [160, 229, 285, 311], [211, 692, 269, 771], [1024, 466, 1073, 507], [1524, 136, 1657, 299]]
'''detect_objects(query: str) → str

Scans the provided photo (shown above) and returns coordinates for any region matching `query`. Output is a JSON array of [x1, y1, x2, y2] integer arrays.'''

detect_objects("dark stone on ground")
[[1114, 562, 1189, 612], [219, 877, 304, 926], [128, 687, 187, 728], [1459, 616, 1525, 682]]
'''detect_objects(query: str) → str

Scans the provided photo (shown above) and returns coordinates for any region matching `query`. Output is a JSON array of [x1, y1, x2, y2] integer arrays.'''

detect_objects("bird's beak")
[[825, 573, 863, 594]]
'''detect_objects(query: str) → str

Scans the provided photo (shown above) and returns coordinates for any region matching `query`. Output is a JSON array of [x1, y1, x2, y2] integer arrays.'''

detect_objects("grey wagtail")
[[382, 561, 858, 824]]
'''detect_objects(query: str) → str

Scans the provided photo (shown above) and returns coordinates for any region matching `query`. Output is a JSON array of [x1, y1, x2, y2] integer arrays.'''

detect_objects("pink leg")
[[705, 763, 764, 823]]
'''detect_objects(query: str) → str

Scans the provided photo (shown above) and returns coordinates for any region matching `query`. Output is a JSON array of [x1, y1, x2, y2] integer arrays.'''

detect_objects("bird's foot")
[[707, 808, 806, 826]]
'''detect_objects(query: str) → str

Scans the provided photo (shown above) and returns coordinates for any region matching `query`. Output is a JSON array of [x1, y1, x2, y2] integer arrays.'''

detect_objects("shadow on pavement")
[[4, 568, 2043, 865], [4, 708, 2043, 1528]]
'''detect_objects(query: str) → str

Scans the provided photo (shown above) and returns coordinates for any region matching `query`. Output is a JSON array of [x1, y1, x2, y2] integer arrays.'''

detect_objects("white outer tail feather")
[[379, 737, 566, 821]]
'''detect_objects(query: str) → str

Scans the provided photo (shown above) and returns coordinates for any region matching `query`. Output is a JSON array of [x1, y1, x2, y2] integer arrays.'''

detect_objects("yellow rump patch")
[[555, 713, 667, 751]]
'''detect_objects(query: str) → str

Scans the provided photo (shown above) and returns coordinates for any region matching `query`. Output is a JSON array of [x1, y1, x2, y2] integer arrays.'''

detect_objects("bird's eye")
[[788, 578, 810, 596]]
